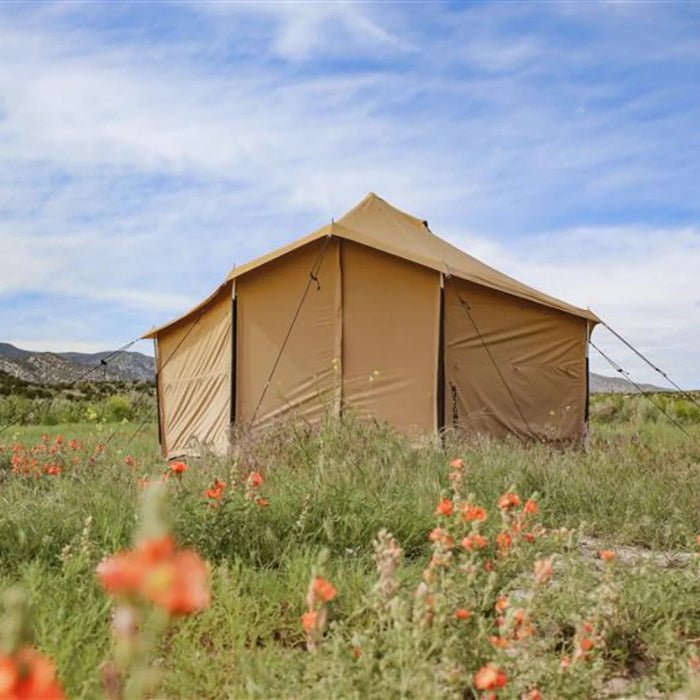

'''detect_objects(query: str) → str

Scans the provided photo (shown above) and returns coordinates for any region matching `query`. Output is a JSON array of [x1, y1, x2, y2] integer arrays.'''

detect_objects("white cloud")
[[0, 2, 698, 389]]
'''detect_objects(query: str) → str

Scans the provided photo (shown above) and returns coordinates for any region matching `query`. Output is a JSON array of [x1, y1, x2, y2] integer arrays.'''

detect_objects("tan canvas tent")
[[144, 193, 599, 458]]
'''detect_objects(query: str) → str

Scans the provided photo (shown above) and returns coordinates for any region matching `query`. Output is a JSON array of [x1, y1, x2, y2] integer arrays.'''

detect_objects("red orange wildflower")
[[455, 608, 471, 620], [474, 662, 507, 690], [497, 492, 521, 509], [496, 531, 513, 551], [435, 498, 453, 517], [523, 499, 539, 515], [461, 504, 487, 522], [205, 479, 227, 506], [170, 461, 188, 476], [246, 471, 263, 488], [462, 534, 488, 551], [0, 647, 65, 699], [301, 610, 318, 633], [495, 596, 509, 613], [96, 535, 210, 616], [599, 549, 616, 562], [311, 577, 337, 603]]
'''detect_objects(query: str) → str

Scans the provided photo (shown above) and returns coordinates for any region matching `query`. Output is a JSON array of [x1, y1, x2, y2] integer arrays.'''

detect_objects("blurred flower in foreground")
[[0, 589, 64, 700], [97, 535, 209, 615]]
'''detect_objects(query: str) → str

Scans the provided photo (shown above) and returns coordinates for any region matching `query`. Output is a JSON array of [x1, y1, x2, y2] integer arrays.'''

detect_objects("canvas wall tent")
[[144, 193, 599, 458]]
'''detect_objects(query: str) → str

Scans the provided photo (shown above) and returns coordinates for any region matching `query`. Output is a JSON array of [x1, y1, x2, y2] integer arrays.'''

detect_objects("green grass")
[[0, 403, 698, 698]]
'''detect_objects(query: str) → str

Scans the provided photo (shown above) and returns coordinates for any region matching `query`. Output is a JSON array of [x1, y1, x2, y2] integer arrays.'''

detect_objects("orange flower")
[[312, 577, 337, 603], [301, 610, 318, 633], [489, 635, 510, 649], [205, 479, 227, 503], [429, 528, 454, 547], [124, 456, 136, 468], [484, 559, 494, 572], [0, 647, 65, 699], [96, 535, 210, 616], [247, 471, 263, 488], [474, 662, 507, 690], [435, 498, 453, 517], [461, 504, 487, 522], [45, 465, 61, 476], [449, 458, 465, 469], [495, 596, 509, 613], [497, 492, 521, 509], [462, 533, 488, 551], [0, 657, 18, 696], [524, 690, 544, 700], [170, 461, 188, 475], [455, 608, 471, 620], [256, 498, 270, 507], [523, 499, 539, 515], [580, 637, 594, 652], [141, 550, 210, 615], [599, 549, 616, 562], [496, 531, 513, 551]]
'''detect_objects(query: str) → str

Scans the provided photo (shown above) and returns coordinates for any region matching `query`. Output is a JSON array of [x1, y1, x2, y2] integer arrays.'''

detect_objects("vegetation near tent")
[[145, 193, 599, 458], [0, 405, 698, 697]]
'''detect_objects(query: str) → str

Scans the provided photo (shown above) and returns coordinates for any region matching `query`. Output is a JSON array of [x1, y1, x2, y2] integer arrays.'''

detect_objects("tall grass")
[[0, 403, 698, 697]]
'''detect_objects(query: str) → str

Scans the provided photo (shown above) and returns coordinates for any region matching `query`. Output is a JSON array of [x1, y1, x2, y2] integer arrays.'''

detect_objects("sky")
[[0, 1, 698, 388]]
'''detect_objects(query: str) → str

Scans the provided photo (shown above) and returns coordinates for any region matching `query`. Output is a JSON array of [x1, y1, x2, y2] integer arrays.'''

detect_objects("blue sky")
[[0, 1, 698, 387]]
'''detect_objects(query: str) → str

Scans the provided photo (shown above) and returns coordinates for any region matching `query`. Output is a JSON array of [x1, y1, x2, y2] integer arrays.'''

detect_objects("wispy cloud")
[[0, 1, 698, 386]]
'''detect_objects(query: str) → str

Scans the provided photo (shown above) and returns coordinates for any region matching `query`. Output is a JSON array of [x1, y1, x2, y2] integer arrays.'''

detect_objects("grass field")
[[0, 395, 699, 698]]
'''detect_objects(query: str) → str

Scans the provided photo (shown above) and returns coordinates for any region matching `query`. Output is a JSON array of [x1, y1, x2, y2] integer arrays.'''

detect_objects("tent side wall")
[[340, 240, 440, 435], [235, 238, 342, 428], [156, 284, 233, 458], [444, 278, 588, 440]]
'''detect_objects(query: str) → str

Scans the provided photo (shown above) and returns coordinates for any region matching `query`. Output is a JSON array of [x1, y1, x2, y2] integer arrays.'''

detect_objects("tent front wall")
[[341, 241, 440, 434], [443, 277, 588, 440], [157, 286, 232, 457], [154, 236, 590, 455], [235, 238, 342, 428]]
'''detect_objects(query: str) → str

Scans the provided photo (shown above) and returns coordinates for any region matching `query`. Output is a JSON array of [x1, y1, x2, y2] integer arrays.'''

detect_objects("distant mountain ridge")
[[588, 372, 666, 394], [0, 342, 156, 384], [0, 341, 670, 392]]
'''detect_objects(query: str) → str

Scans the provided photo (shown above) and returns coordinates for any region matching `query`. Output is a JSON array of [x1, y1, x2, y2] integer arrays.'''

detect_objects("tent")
[[144, 193, 599, 457]]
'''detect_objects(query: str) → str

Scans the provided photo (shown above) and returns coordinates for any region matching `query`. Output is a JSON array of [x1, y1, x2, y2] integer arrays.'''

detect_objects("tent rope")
[[600, 320, 700, 411], [100, 304, 212, 451], [447, 277, 533, 440], [589, 340, 690, 438], [250, 235, 333, 425]]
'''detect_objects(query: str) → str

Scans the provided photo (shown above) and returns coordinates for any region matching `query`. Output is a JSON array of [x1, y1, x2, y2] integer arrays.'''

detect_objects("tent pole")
[[230, 293, 238, 429], [437, 274, 446, 440]]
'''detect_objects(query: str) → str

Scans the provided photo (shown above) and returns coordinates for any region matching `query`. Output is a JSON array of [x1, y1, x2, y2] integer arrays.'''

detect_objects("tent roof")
[[144, 193, 598, 338]]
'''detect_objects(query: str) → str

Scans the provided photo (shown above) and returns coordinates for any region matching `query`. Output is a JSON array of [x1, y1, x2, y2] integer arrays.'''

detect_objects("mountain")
[[0, 342, 670, 393], [589, 372, 666, 394], [0, 343, 155, 384]]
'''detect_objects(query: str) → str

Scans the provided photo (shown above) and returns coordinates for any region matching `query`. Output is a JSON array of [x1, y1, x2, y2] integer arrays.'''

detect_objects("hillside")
[[588, 372, 666, 394], [0, 341, 672, 392], [0, 342, 155, 384]]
